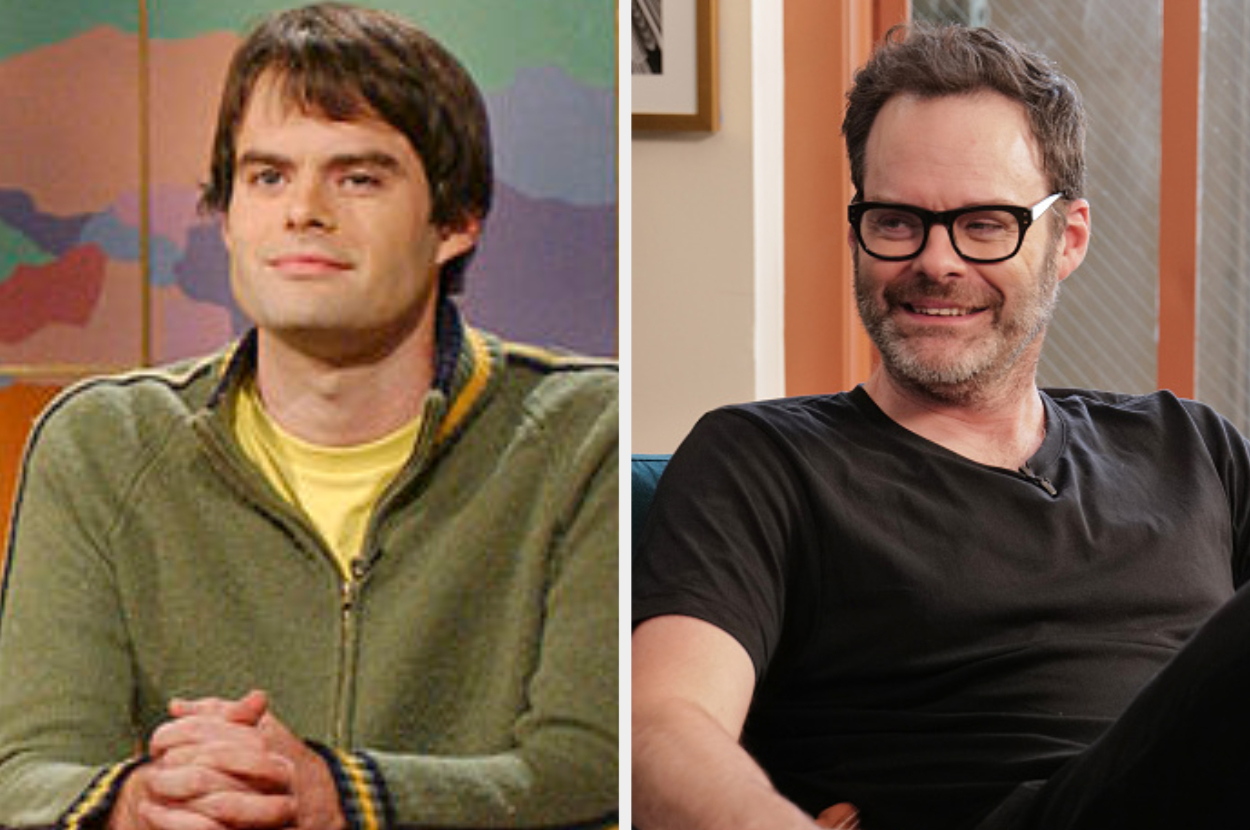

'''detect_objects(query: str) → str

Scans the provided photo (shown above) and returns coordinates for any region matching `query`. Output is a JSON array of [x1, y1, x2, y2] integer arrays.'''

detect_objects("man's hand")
[[109, 691, 345, 830], [168, 692, 346, 830], [109, 691, 295, 830]]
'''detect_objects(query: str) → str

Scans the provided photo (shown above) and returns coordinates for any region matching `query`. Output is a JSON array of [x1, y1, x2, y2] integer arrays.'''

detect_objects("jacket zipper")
[[194, 395, 446, 746], [335, 559, 366, 746], [329, 400, 440, 746]]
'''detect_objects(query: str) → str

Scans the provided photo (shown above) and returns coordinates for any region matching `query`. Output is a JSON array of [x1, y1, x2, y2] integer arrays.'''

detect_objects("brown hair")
[[201, 2, 492, 293], [843, 23, 1085, 202]]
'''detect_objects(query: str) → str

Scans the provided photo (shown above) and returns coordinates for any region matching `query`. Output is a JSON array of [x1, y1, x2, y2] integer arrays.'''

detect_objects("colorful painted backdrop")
[[0, 0, 616, 535], [0, 0, 617, 379]]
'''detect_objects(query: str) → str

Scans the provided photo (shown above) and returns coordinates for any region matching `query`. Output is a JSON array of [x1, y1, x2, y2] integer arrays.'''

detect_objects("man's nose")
[[912, 221, 966, 277], [285, 177, 335, 231]]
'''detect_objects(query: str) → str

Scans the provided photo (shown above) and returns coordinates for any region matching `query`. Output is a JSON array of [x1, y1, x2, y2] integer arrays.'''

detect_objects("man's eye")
[[341, 172, 383, 190], [869, 211, 921, 236], [247, 168, 285, 187], [961, 213, 1014, 238], [966, 220, 1006, 232]]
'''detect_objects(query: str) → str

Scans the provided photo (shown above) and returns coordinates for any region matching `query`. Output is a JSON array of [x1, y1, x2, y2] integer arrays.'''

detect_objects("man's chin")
[[878, 342, 999, 400], [881, 334, 986, 378], [261, 322, 385, 364], [261, 314, 431, 366]]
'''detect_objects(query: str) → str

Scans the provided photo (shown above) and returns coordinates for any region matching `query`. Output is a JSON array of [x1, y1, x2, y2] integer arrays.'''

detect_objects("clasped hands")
[[109, 690, 345, 830]]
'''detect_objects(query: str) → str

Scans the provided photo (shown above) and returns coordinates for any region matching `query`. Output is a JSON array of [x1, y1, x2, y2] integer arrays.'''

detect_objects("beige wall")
[[632, 0, 770, 453]]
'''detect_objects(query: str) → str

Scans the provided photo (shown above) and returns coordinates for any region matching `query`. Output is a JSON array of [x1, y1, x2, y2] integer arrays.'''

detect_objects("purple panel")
[[461, 183, 616, 357], [0, 189, 90, 255], [173, 221, 250, 335]]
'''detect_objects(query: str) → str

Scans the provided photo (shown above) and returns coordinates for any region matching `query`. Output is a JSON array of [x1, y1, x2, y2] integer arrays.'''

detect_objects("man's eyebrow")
[[325, 151, 405, 173], [236, 150, 406, 177], [237, 150, 293, 169]]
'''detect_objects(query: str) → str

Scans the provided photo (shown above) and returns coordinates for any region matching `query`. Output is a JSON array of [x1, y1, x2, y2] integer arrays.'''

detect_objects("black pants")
[[976, 581, 1250, 829]]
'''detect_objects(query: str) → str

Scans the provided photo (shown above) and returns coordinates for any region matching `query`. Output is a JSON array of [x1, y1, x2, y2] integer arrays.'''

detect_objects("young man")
[[635, 23, 1250, 830], [0, 6, 617, 830]]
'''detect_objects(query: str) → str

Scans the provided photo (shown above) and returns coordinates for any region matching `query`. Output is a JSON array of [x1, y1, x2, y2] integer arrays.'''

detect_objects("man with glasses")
[[848, 193, 1063, 264], [635, 22, 1250, 830]]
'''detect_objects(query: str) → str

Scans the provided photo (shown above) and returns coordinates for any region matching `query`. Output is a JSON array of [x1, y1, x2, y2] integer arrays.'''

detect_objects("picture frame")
[[631, 0, 719, 132]]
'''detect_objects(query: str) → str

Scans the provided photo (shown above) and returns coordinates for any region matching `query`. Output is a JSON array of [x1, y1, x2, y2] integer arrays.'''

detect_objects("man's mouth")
[[268, 253, 352, 272], [902, 303, 984, 318]]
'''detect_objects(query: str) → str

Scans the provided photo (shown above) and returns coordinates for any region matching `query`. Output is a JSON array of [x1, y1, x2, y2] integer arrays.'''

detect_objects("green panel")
[[0, 222, 54, 284], [147, 0, 615, 90], [0, 0, 139, 59]]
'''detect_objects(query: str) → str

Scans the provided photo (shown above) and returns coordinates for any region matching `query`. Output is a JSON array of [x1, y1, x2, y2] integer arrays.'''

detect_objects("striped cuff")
[[308, 743, 394, 830], [58, 757, 146, 830]]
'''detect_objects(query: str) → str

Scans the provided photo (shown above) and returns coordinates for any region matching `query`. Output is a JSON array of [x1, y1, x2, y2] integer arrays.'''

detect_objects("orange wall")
[[0, 384, 62, 549], [783, 0, 907, 396], [1157, 1, 1202, 396]]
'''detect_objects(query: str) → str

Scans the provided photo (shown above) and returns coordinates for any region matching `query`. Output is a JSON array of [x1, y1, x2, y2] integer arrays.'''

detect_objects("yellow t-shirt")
[[233, 382, 420, 576]]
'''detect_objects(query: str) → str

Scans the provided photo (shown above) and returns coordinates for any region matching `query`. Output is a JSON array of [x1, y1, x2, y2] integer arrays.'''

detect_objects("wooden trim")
[[0, 365, 133, 380], [783, 1, 875, 395], [1158, 2, 1201, 396], [873, 0, 911, 41], [138, 0, 155, 365], [138, 0, 153, 366], [632, 0, 719, 132]]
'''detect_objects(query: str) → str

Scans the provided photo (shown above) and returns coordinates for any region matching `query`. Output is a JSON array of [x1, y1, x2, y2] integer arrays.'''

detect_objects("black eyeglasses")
[[848, 193, 1063, 264]]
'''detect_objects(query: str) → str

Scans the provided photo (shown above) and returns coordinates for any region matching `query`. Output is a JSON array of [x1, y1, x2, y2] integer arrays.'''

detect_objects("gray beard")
[[854, 247, 1060, 405]]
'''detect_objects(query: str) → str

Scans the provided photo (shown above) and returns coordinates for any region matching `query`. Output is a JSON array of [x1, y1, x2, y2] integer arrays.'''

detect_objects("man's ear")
[[1055, 198, 1091, 283], [435, 217, 482, 265]]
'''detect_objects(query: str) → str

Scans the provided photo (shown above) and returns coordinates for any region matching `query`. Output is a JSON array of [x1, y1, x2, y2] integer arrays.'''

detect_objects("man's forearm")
[[633, 699, 818, 830], [358, 722, 617, 828]]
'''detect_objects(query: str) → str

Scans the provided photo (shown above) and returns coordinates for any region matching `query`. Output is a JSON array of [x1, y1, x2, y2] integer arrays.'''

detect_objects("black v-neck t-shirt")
[[634, 386, 1250, 829]]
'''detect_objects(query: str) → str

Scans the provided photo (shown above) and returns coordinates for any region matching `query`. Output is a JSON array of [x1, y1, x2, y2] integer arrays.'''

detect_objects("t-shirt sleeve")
[[1184, 398, 1250, 586], [633, 407, 809, 679]]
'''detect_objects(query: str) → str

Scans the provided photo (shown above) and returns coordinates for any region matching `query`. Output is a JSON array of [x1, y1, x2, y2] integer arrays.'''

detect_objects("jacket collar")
[[205, 298, 498, 450]]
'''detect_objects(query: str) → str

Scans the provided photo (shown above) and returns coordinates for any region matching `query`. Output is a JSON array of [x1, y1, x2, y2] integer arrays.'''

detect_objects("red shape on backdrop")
[[0, 244, 107, 343]]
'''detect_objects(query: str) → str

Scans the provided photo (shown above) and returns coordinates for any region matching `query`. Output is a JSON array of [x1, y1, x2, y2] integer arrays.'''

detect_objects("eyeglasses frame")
[[848, 192, 1065, 264]]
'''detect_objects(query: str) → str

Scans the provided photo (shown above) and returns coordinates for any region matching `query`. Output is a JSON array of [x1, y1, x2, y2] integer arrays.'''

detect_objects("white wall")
[[632, 0, 782, 453]]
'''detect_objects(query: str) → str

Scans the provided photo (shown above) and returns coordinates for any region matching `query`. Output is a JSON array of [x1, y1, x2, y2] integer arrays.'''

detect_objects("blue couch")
[[631, 454, 671, 556]]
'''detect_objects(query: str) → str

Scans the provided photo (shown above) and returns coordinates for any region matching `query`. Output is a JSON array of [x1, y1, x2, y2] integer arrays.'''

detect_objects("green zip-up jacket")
[[0, 306, 618, 830]]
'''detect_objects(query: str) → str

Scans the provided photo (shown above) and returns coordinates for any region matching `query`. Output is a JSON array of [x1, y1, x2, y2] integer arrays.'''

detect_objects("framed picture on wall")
[[631, 0, 718, 132]]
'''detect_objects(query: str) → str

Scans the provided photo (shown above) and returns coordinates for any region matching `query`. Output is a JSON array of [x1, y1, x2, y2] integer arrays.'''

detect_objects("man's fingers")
[[138, 789, 296, 830], [150, 714, 268, 759], [136, 692, 310, 830], [169, 690, 269, 724], [255, 710, 347, 830], [150, 745, 295, 794], [180, 791, 296, 830], [145, 765, 242, 802], [256, 711, 305, 758], [145, 756, 294, 802], [135, 799, 229, 830]]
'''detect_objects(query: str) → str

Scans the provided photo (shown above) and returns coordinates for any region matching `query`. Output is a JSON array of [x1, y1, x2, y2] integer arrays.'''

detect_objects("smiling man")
[[635, 23, 1250, 830], [0, 6, 617, 830]]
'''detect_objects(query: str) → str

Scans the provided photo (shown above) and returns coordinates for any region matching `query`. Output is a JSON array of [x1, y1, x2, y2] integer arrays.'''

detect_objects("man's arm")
[[0, 394, 146, 830], [633, 615, 823, 830], [357, 435, 618, 828]]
